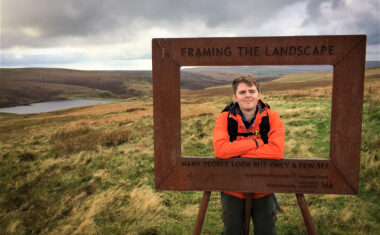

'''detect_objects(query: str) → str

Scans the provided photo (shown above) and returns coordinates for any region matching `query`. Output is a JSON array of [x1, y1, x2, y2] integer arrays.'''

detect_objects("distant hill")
[[181, 66, 380, 97], [365, 61, 380, 67], [0, 68, 152, 107], [184, 61, 380, 77], [183, 65, 332, 77], [1, 62, 379, 107], [0, 68, 245, 107]]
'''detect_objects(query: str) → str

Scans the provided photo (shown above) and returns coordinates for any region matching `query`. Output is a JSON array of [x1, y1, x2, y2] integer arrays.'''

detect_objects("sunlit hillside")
[[0, 67, 242, 108], [0, 67, 379, 234], [182, 67, 380, 98]]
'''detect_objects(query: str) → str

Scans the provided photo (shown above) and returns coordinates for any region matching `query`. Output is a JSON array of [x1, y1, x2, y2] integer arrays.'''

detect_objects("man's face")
[[234, 82, 260, 112]]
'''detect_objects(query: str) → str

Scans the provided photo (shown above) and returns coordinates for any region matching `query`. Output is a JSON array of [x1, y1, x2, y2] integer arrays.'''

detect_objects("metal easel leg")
[[193, 191, 211, 235], [244, 193, 253, 235], [296, 194, 317, 235]]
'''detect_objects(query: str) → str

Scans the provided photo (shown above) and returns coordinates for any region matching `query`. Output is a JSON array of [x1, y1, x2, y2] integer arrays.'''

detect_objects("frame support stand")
[[193, 192, 317, 235], [193, 191, 211, 235], [243, 193, 253, 235], [296, 194, 317, 235]]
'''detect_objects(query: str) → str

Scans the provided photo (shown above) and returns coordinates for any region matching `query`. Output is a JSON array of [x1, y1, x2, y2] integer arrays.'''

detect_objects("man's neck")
[[241, 106, 257, 123]]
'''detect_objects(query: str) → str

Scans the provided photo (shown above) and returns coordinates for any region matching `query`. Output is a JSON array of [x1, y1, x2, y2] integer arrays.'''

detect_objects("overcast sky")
[[1, 0, 379, 70]]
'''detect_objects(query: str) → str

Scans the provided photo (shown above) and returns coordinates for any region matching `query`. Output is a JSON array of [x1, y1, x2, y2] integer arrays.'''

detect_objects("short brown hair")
[[232, 75, 260, 95]]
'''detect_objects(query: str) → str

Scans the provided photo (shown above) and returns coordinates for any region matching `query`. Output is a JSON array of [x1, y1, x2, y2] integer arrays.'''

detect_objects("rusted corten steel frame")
[[152, 35, 366, 194]]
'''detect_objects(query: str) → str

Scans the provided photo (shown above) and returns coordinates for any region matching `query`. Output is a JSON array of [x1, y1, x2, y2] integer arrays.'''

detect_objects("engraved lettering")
[[318, 175, 328, 179], [261, 45, 334, 57], [281, 46, 288, 56], [298, 162, 316, 168], [273, 47, 279, 56], [238, 47, 244, 56], [196, 48, 202, 56], [203, 161, 229, 167], [247, 47, 253, 56], [297, 46, 303, 56], [225, 47, 232, 56], [203, 48, 211, 56], [298, 174, 316, 179], [181, 45, 335, 57], [270, 162, 290, 168], [289, 46, 296, 55], [265, 47, 271, 56], [329, 45, 334, 55], [304, 46, 310, 55], [238, 46, 260, 56], [216, 48, 223, 56], [180, 47, 233, 57], [254, 47, 260, 56], [182, 160, 200, 167], [322, 182, 334, 189], [304, 46, 311, 55], [252, 161, 268, 168], [312, 47, 319, 55], [321, 45, 327, 55], [232, 161, 251, 167], [316, 162, 329, 169]]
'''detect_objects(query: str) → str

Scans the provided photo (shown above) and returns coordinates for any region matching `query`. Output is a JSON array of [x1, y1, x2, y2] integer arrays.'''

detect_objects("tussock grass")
[[0, 71, 379, 234], [17, 152, 37, 162], [182, 114, 216, 156], [51, 127, 132, 154]]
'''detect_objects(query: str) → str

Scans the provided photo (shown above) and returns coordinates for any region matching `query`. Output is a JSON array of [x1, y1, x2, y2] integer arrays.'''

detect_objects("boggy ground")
[[0, 69, 379, 234]]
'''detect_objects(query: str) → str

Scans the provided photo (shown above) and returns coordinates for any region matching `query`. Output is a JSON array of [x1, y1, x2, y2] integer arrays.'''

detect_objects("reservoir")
[[0, 100, 113, 114]]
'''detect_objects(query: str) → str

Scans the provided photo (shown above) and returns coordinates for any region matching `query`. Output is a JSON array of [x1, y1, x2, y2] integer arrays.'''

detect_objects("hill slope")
[[182, 66, 380, 98], [0, 68, 235, 107], [0, 68, 152, 107], [1, 65, 379, 108], [0, 67, 379, 234]]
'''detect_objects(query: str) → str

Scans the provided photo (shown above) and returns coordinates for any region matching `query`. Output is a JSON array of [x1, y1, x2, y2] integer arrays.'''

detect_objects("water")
[[0, 100, 113, 114]]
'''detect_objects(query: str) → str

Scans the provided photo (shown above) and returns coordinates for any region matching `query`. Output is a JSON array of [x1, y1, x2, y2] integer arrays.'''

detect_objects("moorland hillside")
[[0, 67, 379, 234], [4, 65, 378, 108]]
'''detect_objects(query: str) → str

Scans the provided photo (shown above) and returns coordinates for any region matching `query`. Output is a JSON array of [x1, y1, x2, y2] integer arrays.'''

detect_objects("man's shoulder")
[[266, 109, 281, 119], [214, 111, 229, 131], [216, 111, 229, 120]]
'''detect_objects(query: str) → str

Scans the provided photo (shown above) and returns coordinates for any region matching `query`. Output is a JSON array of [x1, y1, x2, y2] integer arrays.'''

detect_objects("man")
[[213, 75, 285, 235]]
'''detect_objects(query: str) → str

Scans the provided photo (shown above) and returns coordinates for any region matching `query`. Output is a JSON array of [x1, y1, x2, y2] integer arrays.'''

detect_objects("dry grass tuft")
[[69, 189, 127, 234], [17, 152, 36, 162], [179, 204, 199, 218], [341, 208, 354, 223], [129, 186, 164, 215], [51, 127, 132, 154], [122, 186, 167, 233], [101, 129, 132, 147]]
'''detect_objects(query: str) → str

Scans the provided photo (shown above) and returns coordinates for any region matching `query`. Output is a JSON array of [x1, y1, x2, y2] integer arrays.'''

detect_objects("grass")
[[0, 69, 379, 234]]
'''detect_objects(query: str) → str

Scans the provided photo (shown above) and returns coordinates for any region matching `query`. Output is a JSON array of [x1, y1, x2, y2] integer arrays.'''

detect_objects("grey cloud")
[[2, 1, 121, 38], [1, 0, 378, 67], [304, 0, 344, 20], [1, 52, 86, 67], [1, 0, 302, 49], [302, 0, 380, 45], [355, 9, 380, 45]]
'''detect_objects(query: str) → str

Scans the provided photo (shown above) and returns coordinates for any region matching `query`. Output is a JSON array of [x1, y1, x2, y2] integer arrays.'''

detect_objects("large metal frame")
[[152, 35, 366, 194]]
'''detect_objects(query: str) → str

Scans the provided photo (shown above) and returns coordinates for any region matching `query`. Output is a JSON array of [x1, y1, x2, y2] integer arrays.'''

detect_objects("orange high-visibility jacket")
[[213, 100, 285, 199]]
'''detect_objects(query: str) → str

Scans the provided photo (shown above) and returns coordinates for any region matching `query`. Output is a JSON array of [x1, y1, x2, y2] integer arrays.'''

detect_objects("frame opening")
[[180, 65, 333, 159]]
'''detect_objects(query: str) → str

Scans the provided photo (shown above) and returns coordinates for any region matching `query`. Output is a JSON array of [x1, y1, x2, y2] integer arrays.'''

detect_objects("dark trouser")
[[221, 192, 277, 235]]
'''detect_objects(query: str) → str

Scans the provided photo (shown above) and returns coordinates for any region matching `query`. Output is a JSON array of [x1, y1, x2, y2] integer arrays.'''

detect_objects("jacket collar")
[[230, 99, 267, 117]]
